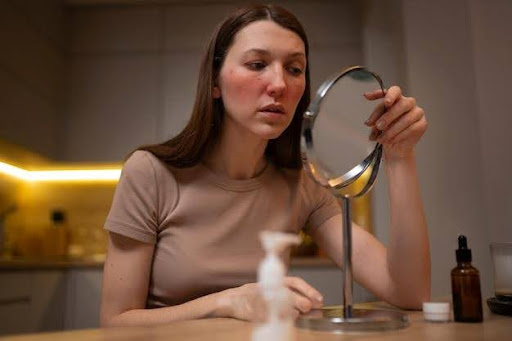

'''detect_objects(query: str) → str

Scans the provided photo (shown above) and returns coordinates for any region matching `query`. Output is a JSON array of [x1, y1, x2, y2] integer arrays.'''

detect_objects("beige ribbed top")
[[105, 151, 340, 308]]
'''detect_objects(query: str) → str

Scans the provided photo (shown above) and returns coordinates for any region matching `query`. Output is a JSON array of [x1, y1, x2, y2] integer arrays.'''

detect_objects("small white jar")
[[423, 302, 450, 322]]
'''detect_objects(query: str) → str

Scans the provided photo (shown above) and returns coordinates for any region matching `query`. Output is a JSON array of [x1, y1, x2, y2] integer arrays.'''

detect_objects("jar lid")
[[423, 302, 450, 313], [423, 302, 450, 322]]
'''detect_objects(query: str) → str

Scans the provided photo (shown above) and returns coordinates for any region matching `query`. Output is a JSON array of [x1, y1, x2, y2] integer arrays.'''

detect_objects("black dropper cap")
[[456, 235, 472, 263]]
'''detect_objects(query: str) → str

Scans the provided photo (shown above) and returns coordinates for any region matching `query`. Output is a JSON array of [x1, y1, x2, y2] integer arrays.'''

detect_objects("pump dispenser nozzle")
[[260, 231, 300, 257], [258, 231, 300, 288], [253, 231, 300, 341]]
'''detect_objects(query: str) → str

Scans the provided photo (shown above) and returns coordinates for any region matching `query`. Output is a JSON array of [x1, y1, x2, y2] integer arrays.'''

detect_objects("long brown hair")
[[139, 4, 310, 169]]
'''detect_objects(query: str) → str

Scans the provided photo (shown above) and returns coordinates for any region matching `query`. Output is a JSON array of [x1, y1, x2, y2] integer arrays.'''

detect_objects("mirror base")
[[296, 307, 409, 333]]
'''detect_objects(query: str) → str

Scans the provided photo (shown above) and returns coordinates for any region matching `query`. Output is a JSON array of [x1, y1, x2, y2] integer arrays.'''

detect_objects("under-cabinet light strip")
[[0, 161, 121, 182]]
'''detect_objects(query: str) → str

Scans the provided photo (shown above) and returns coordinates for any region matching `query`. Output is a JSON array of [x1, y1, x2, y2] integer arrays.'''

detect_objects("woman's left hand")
[[364, 86, 427, 160]]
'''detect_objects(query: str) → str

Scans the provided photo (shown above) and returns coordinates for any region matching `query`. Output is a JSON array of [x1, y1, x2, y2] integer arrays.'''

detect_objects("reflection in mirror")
[[302, 66, 385, 197], [311, 69, 382, 184]]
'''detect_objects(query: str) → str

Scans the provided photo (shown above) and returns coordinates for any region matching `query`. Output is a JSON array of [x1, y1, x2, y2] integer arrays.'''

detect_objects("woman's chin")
[[251, 122, 290, 140], [254, 128, 286, 141]]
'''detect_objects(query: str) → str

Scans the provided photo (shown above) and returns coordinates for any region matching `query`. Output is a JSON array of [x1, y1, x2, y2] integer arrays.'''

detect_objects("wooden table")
[[1, 303, 510, 341]]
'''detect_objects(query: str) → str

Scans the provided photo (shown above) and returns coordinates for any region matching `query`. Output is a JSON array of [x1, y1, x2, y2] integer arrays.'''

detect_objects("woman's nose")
[[266, 65, 287, 98]]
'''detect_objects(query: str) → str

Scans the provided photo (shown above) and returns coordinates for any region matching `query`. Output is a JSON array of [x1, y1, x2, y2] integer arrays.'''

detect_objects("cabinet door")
[[31, 271, 67, 332], [65, 269, 103, 330], [0, 271, 32, 336], [0, 270, 67, 336]]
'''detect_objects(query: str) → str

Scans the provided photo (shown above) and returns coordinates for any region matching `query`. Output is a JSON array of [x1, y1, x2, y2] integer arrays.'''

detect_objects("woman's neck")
[[203, 122, 268, 180]]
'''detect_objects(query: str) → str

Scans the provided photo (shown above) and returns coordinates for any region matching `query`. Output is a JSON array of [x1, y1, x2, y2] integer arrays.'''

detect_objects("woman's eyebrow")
[[243, 48, 305, 59]]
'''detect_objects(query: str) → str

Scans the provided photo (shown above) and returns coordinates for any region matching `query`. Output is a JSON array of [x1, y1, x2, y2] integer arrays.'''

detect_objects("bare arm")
[[100, 232, 228, 327], [101, 232, 324, 326], [311, 155, 430, 309]]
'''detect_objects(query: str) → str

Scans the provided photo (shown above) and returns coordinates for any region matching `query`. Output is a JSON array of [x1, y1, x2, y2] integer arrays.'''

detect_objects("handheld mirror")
[[297, 66, 409, 332]]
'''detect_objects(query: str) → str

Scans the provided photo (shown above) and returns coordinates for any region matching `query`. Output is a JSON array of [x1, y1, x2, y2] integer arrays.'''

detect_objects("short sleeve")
[[301, 171, 341, 230], [104, 151, 160, 244]]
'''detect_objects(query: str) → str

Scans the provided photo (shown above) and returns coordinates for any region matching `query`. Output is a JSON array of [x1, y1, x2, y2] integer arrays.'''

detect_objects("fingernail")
[[364, 118, 371, 125], [315, 295, 323, 303], [376, 119, 386, 130]]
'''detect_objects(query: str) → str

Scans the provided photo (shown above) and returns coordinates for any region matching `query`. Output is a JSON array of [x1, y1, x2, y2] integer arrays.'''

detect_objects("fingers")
[[363, 88, 386, 100], [383, 85, 402, 109], [377, 106, 424, 144], [374, 96, 416, 132], [289, 290, 315, 313], [365, 101, 386, 126], [284, 277, 324, 313], [388, 116, 428, 145], [364, 86, 403, 127]]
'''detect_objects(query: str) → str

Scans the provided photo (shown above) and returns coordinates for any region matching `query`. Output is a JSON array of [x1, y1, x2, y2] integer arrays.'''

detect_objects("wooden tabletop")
[[1, 303, 510, 341]]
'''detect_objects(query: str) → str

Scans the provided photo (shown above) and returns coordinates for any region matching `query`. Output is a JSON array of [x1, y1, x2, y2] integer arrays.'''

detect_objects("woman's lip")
[[258, 110, 287, 120], [260, 104, 285, 114], [259, 110, 286, 117], [259, 110, 285, 114]]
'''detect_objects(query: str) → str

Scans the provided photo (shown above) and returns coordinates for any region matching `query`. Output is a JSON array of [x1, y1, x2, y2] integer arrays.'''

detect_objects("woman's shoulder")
[[124, 150, 202, 184], [124, 150, 163, 174], [122, 150, 180, 182]]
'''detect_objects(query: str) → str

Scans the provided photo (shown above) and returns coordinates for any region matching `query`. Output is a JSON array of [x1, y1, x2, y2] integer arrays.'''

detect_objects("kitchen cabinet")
[[64, 269, 102, 330], [0, 271, 32, 335], [0, 270, 66, 335], [0, 266, 103, 336]]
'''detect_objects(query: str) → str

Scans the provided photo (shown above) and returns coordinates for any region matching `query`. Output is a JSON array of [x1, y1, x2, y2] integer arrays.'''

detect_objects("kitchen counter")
[[0, 256, 105, 270], [1, 302, 509, 341], [0, 256, 335, 270]]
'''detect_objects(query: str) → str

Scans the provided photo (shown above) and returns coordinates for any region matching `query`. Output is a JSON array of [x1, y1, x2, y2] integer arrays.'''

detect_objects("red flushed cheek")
[[221, 69, 264, 101]]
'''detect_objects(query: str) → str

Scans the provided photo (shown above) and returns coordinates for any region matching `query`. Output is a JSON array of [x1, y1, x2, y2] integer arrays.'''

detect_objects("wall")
[[402, 0, 491, 297], [397, 0, 512, 298], [62, 0, 364, 161], [469, 0, 512, 244], [361, 0, 512, 299], [0, 0, 66, 159]]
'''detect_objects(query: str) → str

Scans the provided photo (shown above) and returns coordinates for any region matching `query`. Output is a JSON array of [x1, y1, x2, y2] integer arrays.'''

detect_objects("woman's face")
[[214, 20, 307, 140]]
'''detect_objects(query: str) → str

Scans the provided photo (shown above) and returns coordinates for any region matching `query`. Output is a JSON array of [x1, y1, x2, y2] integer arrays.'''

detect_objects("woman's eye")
[[287, 66, 304, 76], [247, 62, 266, 71]]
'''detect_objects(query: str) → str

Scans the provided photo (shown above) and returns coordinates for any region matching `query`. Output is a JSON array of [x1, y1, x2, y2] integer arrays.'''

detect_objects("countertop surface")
[[0, 256, 335, 270], [0, 255, 105, 270], [0, 302, 509, 341]]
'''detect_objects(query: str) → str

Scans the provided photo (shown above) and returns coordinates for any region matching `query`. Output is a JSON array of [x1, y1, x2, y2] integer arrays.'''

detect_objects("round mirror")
[[302, 66, 385, 197], [298, 66, 409, 332]]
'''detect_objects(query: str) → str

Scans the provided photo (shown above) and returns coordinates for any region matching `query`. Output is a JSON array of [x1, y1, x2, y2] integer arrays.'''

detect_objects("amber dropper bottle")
[[451, 235, 483, 322]]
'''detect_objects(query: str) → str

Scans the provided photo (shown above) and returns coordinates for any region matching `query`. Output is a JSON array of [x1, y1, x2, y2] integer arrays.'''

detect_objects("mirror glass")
[[303, 67, 384, 195]]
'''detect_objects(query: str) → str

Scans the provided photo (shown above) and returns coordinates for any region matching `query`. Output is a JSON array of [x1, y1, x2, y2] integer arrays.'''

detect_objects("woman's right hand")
[[216, 277, 324, 321]]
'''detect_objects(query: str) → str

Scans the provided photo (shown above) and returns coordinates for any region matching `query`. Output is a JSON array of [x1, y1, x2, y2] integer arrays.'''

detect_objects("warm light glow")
[[0, 161, 30, 180], [0, 161, 121, 182]]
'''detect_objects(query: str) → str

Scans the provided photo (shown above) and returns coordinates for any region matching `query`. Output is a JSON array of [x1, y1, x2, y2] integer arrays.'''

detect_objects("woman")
[[100, 4, 430, 327]]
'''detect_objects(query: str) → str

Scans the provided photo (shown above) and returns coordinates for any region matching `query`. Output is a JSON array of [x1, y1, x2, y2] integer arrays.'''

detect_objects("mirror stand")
[[296, 198, 409, 332], [297, 66, 409, 332]]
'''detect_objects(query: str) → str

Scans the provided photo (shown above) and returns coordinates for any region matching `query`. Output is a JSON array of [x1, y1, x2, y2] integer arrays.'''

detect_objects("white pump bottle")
[[252, 231, 300, 341]]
